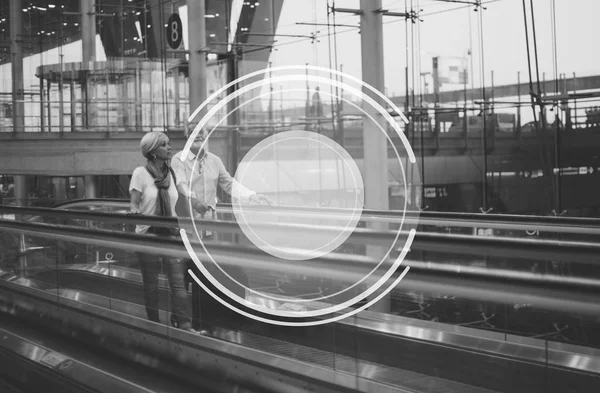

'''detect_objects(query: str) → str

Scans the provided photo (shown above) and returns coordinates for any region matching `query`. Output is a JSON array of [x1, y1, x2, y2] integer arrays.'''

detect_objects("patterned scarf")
[[145, 160, 173, 217]]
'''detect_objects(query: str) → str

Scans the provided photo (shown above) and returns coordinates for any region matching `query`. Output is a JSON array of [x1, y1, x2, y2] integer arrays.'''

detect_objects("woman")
[[129, 131, 201, 334]]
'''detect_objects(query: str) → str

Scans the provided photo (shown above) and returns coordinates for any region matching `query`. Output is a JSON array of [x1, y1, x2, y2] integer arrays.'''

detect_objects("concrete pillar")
[[82, 1, 98, 199], [10, 1, 28, 209], [187, 0, 207, 139], [84, 175, 97, 198], [10, 0, 24, 134], [360, 0, 390, 313], [81, 0, 96, 63], [13, 176, 28, 207]]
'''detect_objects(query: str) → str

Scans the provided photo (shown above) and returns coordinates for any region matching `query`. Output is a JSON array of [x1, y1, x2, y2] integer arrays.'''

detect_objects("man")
[[171, 128, 271, 332], [172, 128, 271, 220]]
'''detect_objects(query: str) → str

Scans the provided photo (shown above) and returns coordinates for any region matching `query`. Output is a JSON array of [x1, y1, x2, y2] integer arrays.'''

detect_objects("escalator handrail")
[[3, 204, 600, 261], [48, 198, 600, 235], [2, 209, 600, 263], [1, 218, 600, 316]]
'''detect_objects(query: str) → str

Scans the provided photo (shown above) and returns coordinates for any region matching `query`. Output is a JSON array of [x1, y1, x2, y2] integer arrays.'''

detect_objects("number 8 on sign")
[[166, 14, 183, 49], [171, 21, 179, 43]]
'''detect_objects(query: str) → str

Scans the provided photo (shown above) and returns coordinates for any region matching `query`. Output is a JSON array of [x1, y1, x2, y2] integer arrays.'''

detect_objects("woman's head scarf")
[[140, 132, 168, 160]]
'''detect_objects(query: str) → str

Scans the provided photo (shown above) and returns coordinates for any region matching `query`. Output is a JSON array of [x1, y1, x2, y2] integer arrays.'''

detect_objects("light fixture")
[[136, 11, 141, 15], [147, 24, 151, 28], [48, 4, 56, 8], [215, 13, 219, 17], [250, 5, 254, 8], [265, 17, 269, 21], [23, 8, 28, 12], [205, 14, 215, 18], [209, 33, 216, 37], [74, 22, 79, 26], [255, 2, 260, 5], [63, 22, 67, 26]]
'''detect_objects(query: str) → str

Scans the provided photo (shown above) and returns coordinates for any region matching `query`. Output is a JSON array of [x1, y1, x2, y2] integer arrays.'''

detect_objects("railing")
[[1, 202, 600, 393], [1, 204, 600, 315], [7, 200, 600, 236]]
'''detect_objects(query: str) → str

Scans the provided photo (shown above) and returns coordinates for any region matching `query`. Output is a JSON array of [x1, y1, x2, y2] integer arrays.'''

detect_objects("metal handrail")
[[2, 204, 600, 264], [0, 218, 599, 316], [44, 198, 600, 235]]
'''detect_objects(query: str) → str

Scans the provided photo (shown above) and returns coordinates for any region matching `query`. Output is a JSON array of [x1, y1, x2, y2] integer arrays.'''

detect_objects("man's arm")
[[216, 157, 255, 201]]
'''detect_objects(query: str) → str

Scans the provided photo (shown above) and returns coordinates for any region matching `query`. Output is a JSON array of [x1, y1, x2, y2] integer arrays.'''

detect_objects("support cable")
[[551, 0, 561, 214], [529, 0, 555, 210], [332, 1, 343, 146], [520, 0, 538, 130], [476, 0, 488, 211], [520, 0, 541, 193], [410, 0, 417, 113], [325, 0, 337, 137]]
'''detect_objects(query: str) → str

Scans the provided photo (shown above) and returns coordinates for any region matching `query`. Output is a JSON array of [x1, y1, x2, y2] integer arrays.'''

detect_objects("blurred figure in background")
[[129, 131, 201, 334]]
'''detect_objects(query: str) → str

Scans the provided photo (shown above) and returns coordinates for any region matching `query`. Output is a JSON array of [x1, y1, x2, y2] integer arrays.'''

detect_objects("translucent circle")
[[231, 131, 364, 261], [177, 65, 422, 326]]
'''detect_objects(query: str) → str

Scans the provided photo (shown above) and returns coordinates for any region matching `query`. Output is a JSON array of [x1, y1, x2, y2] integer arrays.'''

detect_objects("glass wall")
[[0, 0, 599, 216]]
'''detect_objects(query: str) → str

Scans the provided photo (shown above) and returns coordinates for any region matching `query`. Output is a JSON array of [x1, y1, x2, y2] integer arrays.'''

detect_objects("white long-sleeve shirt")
[[171, 150, 255, 218]]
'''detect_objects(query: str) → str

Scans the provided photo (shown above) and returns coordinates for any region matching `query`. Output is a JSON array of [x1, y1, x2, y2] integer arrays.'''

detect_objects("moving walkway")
[[0, 201, 599, 392]]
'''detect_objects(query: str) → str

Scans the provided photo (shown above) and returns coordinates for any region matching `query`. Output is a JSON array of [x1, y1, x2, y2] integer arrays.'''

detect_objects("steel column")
[[360, 0, 390, 312]]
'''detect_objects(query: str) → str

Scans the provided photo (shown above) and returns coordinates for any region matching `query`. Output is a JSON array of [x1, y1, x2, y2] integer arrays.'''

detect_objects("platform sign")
[[166, 13, 183, 49]]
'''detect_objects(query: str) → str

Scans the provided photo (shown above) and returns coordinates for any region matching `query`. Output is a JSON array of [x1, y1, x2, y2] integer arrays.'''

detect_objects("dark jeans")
[[137, 252, 192, 329]]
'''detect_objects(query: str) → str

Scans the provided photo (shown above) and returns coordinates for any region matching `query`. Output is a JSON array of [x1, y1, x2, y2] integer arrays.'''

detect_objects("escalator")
[[1, 201, 600, 392], [0, 317, 203, 393], [4, 262, 600, 393], [2, 270, 462, 393]]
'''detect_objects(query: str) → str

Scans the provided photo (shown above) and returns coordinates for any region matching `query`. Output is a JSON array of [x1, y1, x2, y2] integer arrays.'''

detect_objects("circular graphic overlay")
[[232, 131, 364, 261], [178, 65, 422, 326]]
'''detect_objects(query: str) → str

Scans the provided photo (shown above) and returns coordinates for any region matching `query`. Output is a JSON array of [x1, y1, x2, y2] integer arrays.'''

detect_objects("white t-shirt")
[[129, 166, 178, 234]]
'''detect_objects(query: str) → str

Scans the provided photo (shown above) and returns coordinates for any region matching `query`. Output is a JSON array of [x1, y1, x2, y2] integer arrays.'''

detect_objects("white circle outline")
[[200, 86, 407, 306], [182, 87, 384, 305], [185, 82, 412, 309], [234, 133, 363, 260], [184, 78, 413, 314], [179, 67, 420, 323], [184, 72, 415, 316], [184, 83, 408, 306]]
